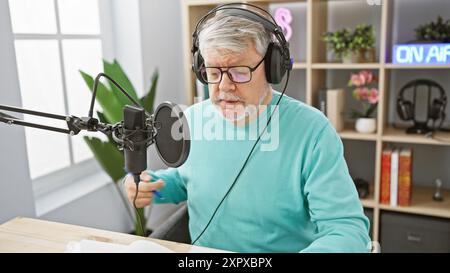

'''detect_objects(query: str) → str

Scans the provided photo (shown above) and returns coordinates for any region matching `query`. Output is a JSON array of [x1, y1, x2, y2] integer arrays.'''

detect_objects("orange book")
[[380, 147, 392, 205], [398, 148, 413, 206]]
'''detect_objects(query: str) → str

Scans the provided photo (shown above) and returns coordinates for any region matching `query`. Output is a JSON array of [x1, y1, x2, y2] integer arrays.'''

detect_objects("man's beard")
[[213, 89, 269, 122]]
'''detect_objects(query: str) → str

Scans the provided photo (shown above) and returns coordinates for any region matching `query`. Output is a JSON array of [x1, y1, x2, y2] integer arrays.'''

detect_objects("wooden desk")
[[0, 217, 215, 253]]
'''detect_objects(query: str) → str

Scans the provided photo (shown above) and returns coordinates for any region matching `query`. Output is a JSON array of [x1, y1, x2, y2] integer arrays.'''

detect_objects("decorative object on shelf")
[[348, 70, 379, 133], [274, 7, 292, 42], [353, 178, 369, 199], [326, 88, 345, 132], [394, 16, 450, 65], [321, 24, 375, 63], [415, 15, 450, 43], [393, 43, 450, 65], [433, 178, 444, 202], [396, 79, 447, 134]]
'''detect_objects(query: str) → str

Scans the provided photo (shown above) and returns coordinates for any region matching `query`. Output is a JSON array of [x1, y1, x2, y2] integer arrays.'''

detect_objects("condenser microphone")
[[123, 105, 149, 183]]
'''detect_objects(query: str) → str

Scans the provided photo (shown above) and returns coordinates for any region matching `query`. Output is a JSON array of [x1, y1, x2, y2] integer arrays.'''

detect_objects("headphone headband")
[[398, 79, 447, 102], [191, 3, 292, 85]]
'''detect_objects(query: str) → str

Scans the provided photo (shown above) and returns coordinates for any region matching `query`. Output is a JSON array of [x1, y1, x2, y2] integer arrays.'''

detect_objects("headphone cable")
[[191, 70, 291, 246]]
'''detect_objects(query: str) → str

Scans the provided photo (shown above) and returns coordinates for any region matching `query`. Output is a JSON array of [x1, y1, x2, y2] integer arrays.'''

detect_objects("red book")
[[380, 147, 392, 205], [398, 148, 413, 206]]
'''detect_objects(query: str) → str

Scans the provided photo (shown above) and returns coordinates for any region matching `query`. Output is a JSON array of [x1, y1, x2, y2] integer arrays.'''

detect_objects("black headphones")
[[191, 3, 293, 85], [396, 79, 447, 124]]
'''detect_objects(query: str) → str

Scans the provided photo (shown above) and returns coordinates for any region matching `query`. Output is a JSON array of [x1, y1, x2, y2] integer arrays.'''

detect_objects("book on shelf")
[[326, 88, 345, 132], [398, 148, 413, 206], [380, 146, 414, 207], [390, 148, 399, 207], [380, 147, 392, 205]]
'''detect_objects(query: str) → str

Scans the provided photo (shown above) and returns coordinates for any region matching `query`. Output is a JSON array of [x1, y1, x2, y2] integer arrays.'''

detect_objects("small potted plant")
[[322, 24, 376, 63], [321, 27, 353, 61], [348, 70, 379, 133], [351, 24, 376, 63], [414, 15, 450, 43]]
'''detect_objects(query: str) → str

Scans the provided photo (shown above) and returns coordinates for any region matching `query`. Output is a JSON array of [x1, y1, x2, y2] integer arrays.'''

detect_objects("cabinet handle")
[[407, 233, 422, 243]]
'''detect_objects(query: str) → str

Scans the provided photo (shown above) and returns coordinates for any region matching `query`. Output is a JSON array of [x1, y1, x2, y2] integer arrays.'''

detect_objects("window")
[[9, 0, 105, 180]]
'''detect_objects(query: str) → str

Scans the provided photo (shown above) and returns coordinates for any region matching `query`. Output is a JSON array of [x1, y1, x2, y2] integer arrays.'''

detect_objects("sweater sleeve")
[[300, 123, 371, 253], [149, 168, 187, 205]]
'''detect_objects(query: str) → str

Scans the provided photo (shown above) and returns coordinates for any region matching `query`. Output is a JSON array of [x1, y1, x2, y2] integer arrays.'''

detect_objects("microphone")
[[123, 105, 149, 184], [121, 102, 190, 236]]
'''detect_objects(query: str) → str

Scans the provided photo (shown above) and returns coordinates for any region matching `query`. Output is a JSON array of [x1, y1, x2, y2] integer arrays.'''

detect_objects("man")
[[124, 5, 370, 253]]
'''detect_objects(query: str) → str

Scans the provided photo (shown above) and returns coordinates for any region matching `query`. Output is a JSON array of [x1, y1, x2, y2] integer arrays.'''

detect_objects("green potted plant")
[[79, 59, 158, 236], [322, 24, 376, 63], [414, 15, 450, 43], [348, 70, 379, 133]]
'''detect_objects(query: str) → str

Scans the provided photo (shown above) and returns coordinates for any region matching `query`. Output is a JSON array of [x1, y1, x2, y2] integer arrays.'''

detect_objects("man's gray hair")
[[198, 10, 273, 57]]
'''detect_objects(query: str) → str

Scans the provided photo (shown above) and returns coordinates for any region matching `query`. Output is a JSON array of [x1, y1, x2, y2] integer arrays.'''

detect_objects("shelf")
[[339, 126, 378, 141], [311, 63, 381, 70], [382, 127, 450, 146], [379, 186, 450, 219], [292, 62, 307, 69], [385, 64, 450, 69], [183, 0, 450, 244], [360, 184, 375, 209]]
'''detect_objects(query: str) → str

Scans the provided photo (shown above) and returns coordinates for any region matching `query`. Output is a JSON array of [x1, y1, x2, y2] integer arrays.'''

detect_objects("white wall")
[[0, 0, 36, 223]]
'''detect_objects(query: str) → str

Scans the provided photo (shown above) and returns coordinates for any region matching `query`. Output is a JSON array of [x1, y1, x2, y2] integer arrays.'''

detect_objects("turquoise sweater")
[[151, 91, 371, 253]]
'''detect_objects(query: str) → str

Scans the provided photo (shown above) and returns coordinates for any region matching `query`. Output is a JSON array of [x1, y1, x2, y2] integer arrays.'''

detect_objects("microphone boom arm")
[[0, 103, 113, 136]]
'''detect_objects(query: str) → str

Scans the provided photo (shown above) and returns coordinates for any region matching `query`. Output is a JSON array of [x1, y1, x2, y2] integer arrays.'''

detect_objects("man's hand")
[[124, 171, 165, 208]]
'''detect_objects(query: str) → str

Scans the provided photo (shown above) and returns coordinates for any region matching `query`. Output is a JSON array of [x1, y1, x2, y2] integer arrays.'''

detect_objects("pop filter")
[[153, 102, 190, 167]]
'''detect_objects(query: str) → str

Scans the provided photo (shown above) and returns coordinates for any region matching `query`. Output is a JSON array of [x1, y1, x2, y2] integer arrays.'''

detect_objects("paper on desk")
[[65, 239, 174, 253]]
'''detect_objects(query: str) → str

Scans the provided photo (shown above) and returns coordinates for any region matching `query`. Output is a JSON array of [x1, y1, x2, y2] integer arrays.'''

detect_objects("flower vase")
[[355, 118, 376, 134]]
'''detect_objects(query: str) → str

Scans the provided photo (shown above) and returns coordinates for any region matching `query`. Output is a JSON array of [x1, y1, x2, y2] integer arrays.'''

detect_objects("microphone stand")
[[1, 73, 161, 237], [0, 104, 114, 137], [0, 103, 156, 236]]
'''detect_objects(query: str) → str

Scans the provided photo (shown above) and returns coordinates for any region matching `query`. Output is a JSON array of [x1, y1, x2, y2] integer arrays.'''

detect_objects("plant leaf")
[[79, 70, 123, 123], [84, 136, 126, 183], [141, 69, 159, 113], [103, 59, 140, 107], [96, 111, 108, 124]]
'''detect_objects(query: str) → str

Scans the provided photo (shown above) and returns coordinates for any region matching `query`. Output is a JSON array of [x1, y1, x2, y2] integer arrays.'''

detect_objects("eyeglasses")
[[199, 57, 264, 84]]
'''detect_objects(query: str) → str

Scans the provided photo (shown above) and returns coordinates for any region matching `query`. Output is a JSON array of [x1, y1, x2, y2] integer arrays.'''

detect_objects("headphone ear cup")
[[264, 42, 286, 84], [429, 99, 445, 120], [397, 100, 414, 121], [193, 51, 207, 85]]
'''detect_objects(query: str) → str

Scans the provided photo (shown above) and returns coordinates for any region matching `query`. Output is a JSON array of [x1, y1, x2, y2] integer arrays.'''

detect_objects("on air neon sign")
[[393, 43, 450, 65]]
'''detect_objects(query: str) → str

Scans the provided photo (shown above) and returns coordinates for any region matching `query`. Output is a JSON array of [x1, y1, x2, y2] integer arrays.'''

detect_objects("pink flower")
[[350, 73, 365, 87], [359, 70, 373, 84], [368, 88, 379, 104], [360, 87, 370, 100]]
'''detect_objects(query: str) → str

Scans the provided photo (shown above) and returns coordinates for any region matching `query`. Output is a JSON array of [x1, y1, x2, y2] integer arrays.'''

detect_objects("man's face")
[[203, 42, 272, 123]]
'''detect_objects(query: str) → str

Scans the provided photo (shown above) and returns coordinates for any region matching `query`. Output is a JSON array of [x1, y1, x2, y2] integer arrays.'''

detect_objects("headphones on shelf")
[[396, 79, 447, 125], [191, 2, 293, 85]]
